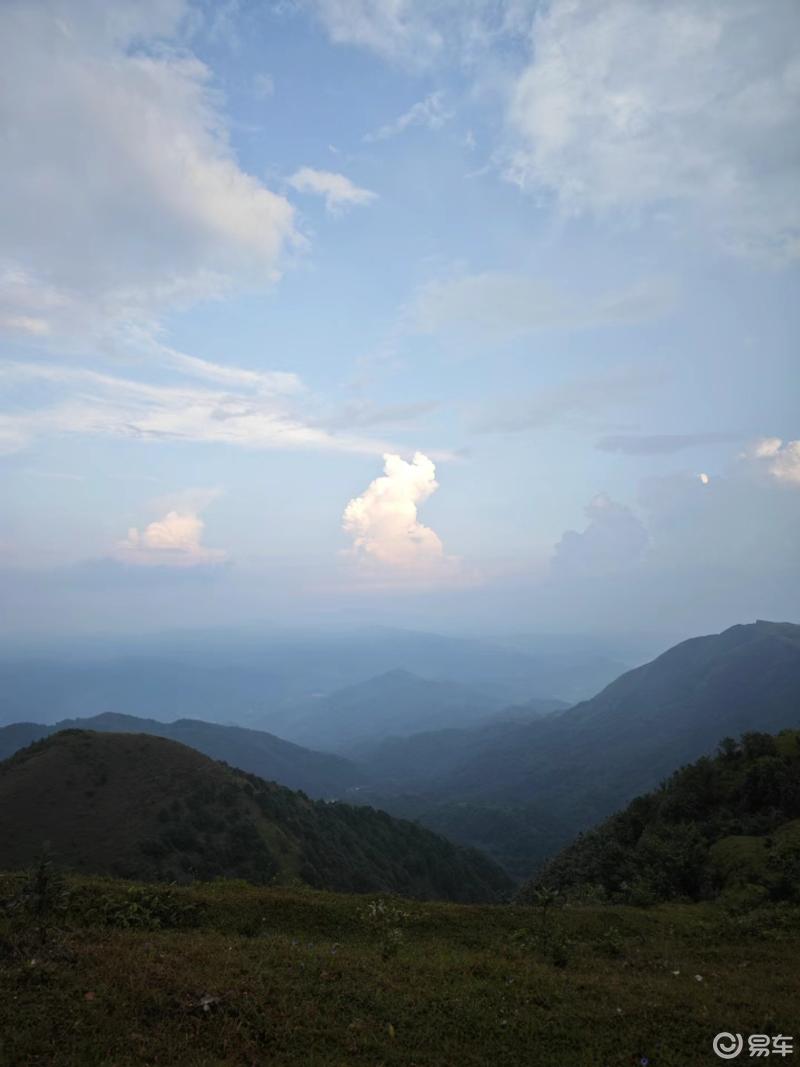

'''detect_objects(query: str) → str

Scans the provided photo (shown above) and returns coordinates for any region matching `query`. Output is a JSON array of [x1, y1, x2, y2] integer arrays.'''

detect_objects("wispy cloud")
[[411, 272, 676, 341], [0, 358, 393, 457], [596, 432, 739, 455], [301, 0, 535, 67], [365, 91, 452, 141], [473, 367, 663, 434], [322, 399, 438, 431], [288, 167, 377, 215]]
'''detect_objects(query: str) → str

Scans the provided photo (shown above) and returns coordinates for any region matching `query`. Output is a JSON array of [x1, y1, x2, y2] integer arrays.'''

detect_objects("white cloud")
[[301, 0, 443, 64], [0, 358, 393, 456], [412, 271, 675, 341], [506, 0, 800, 261], [365, 91, 452, 141], [117, 488, 227, 568], [342, 452, 457, 575], [0, 0, 297, 343], [744, 437, 800, 485], [301, 0, 535, 66], [551, 493, 649, 577], [288, 167, 377, 215]]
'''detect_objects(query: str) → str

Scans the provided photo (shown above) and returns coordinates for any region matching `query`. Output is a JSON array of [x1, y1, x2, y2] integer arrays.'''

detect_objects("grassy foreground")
[[1, 872, 798, 1067]]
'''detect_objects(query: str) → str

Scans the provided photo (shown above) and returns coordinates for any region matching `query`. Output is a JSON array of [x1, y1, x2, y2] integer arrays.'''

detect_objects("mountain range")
[[353, 621, 800, 874], [270, 668, 566, 751], [0, 712, 366, 798], [0, 626, 626, 728], [1, 620, 798, 884]]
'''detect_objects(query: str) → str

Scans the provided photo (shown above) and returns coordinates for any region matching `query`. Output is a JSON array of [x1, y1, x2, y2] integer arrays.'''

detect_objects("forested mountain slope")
[[522, 729, 800, 904], [0, 731, 512, 902]]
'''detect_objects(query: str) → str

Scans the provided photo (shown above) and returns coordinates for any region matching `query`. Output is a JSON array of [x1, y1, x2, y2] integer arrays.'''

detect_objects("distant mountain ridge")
[[355, 621, 800, 875], [0, 730, 512, 902], [273, 668, 519, 751], [0, 626, 625, 728], [0, 713, 366, 798]]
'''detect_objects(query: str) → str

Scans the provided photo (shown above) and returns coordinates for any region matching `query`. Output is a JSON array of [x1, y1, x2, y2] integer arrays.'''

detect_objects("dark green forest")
[[0, 731, 511, 902], [524, 729, 800, 905]]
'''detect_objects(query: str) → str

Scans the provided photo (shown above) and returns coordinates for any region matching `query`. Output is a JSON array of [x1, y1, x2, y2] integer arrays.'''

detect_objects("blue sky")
[[0, 0, 798, 640]]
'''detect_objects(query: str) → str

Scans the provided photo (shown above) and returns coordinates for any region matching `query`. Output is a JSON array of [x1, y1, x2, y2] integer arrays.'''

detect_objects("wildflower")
[[694, 974, 703, 982]]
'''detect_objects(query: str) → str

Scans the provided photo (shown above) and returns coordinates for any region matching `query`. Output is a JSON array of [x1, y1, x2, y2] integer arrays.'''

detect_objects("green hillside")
[[523, 729, 800, 905], [0, 731, 511, 902]]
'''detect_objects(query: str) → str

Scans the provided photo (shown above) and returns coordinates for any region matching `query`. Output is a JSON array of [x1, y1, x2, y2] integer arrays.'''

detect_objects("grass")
[[1, 872, 798, 1066]]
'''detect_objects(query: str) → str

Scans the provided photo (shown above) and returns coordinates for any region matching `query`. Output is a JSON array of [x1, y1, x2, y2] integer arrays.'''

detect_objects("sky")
[[0, 0, 798, 642]]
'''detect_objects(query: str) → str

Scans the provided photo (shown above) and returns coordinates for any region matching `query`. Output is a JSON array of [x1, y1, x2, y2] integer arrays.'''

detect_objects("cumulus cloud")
[[365, 91, 452, 141], [535, 464, 800, 633], [551, 493, 649, 577], [288, 167, 377, 215], [0, 0, 297, 343], [342, 452, 456, 575], [506, 0, 800, 261], [596, 432, 738, 455], [744, 437, 800, 485], [117, 489, 227, 568], [412, 272, 675, 341]]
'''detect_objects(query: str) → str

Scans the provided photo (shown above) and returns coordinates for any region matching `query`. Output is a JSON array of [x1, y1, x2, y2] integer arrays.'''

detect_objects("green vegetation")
[[524, 729, 800, 905], [0, 730, 511, 902], [1, 870, 797, 1066]]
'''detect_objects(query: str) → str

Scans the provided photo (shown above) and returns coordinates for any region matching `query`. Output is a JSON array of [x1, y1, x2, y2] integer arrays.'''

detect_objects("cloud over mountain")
[[117, 489, 227, 568], [342, 452, 457, 576]]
